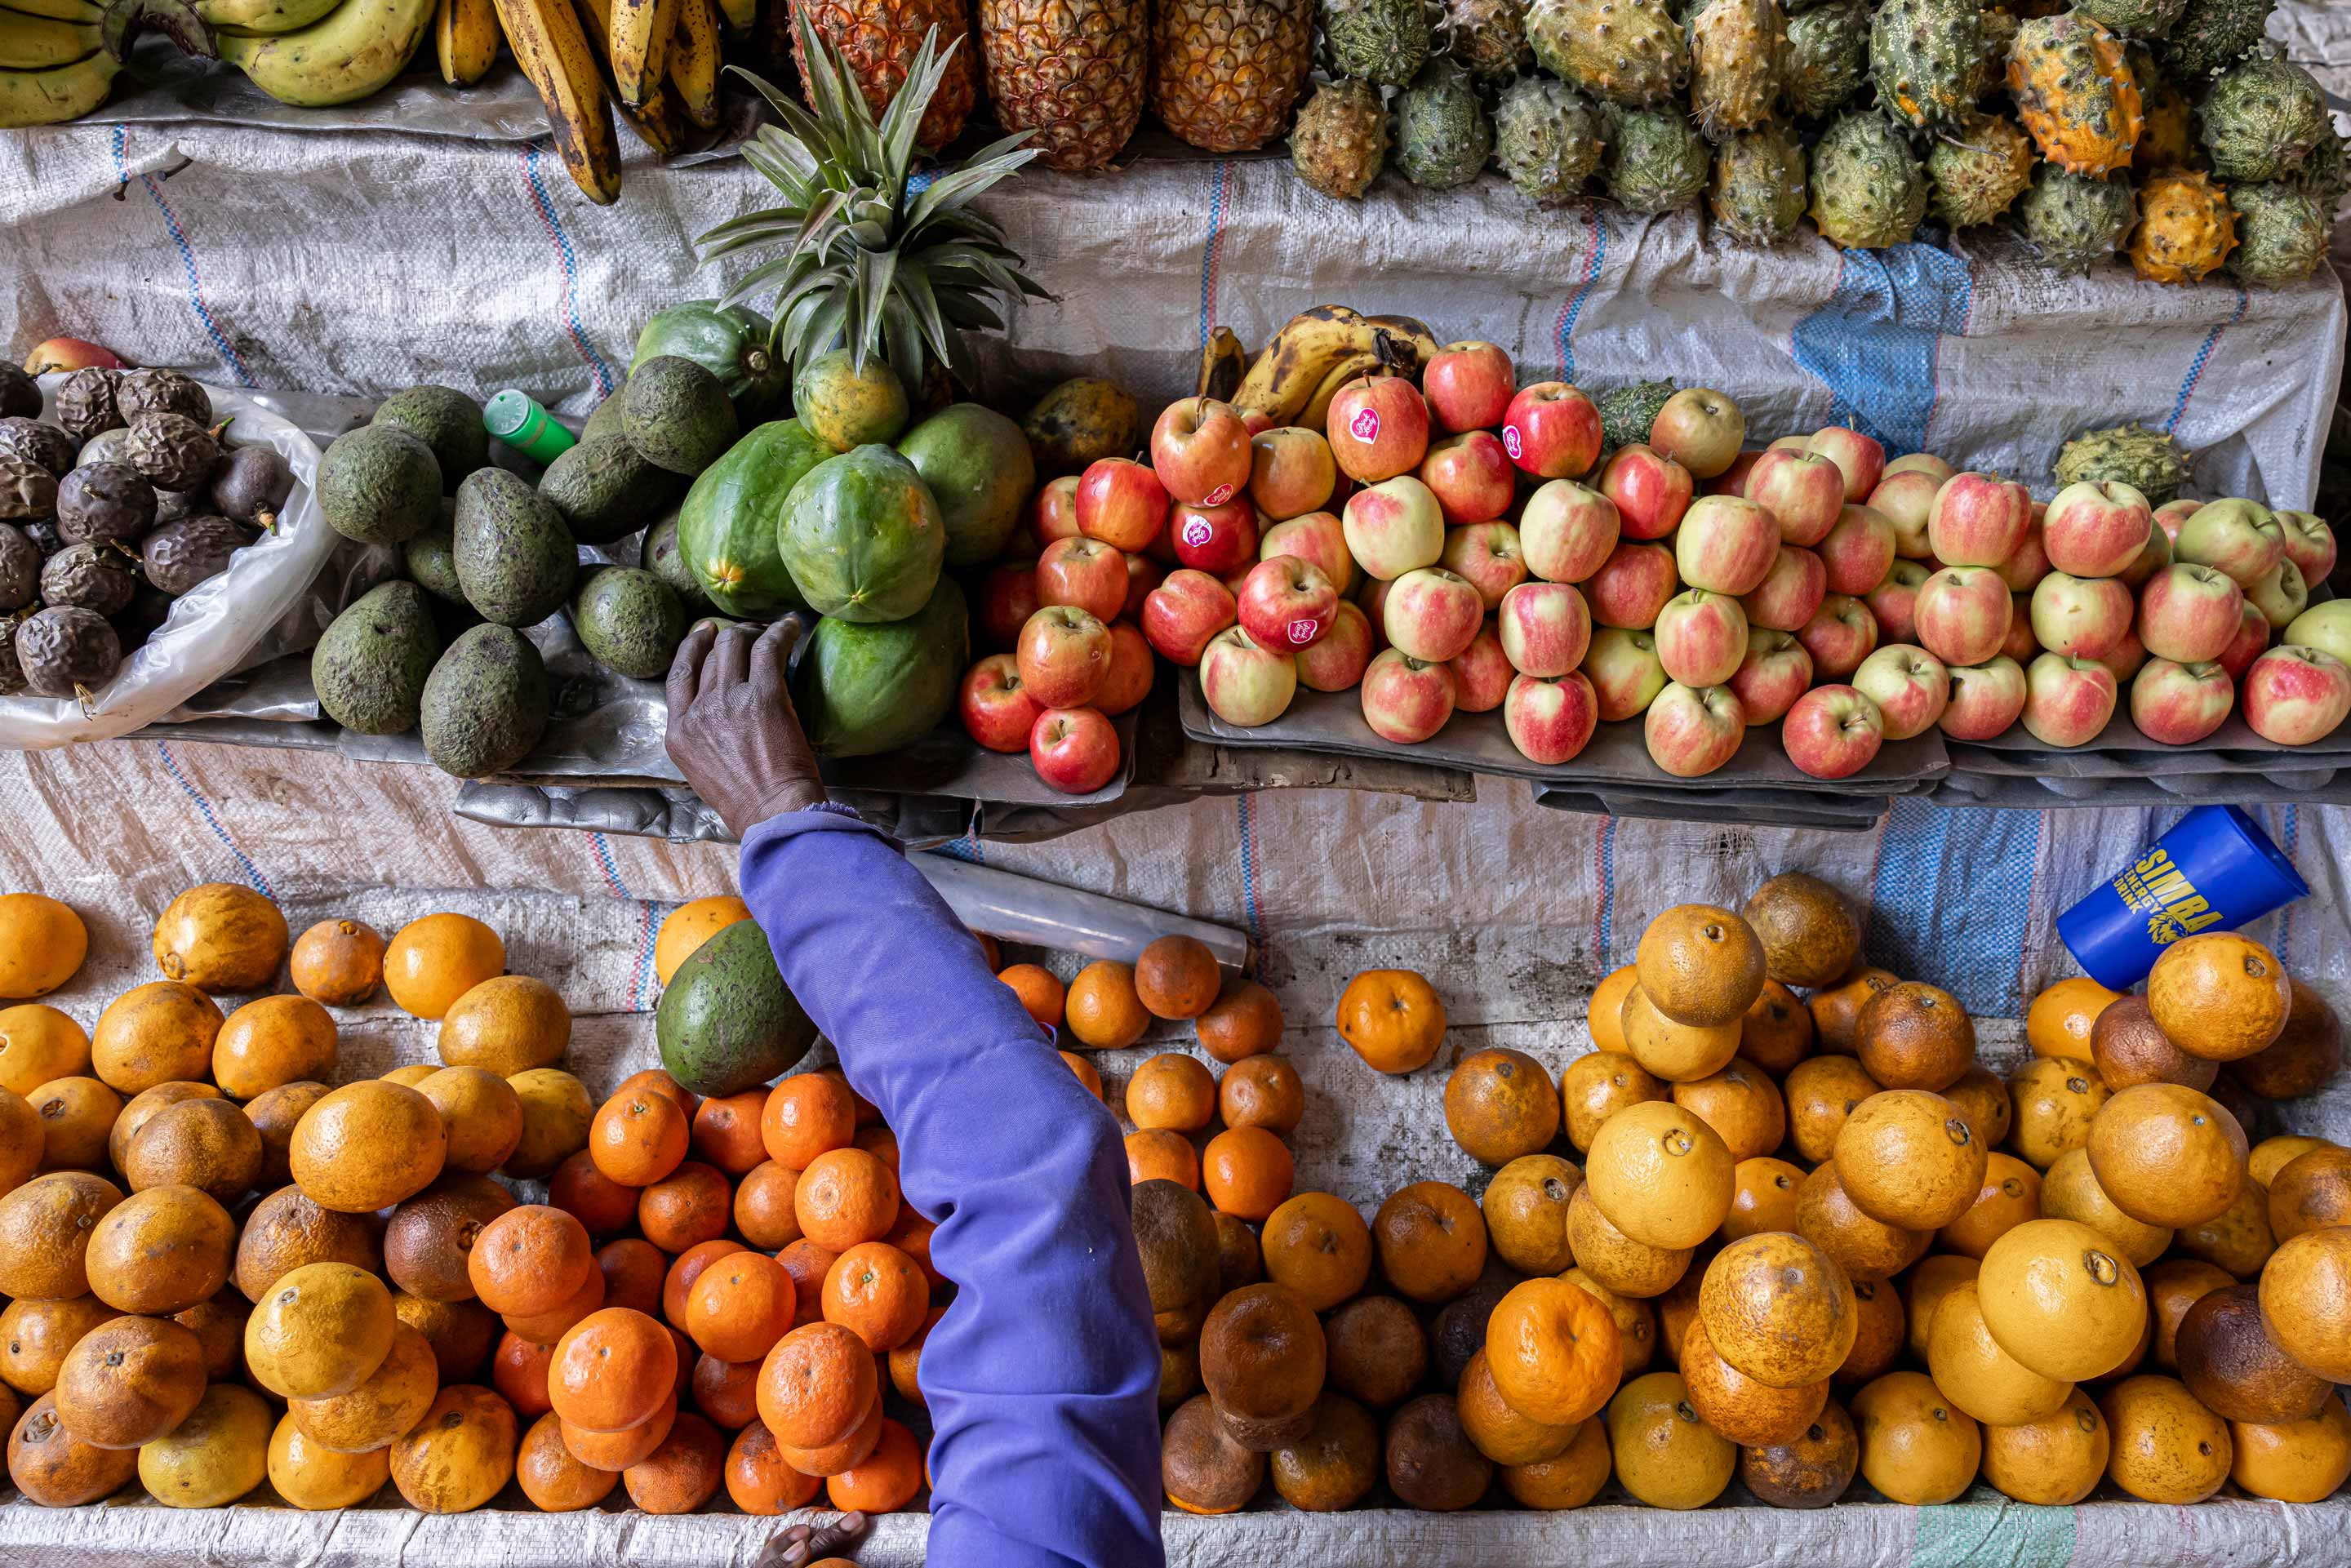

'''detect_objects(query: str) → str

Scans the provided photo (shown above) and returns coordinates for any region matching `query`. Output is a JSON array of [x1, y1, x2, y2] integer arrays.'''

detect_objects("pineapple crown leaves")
[[696, 13, 1049, 388]]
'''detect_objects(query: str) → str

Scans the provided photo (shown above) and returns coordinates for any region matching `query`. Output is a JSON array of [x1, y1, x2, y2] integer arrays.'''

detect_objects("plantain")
[[1195, 326, 1247, 402], [491, 0, 620, 200], [662, 0, 713, 128], [0, 12, 102, 66], [0, 46, 116, 124], [573, 0, 680, 153], [710, 0, 743, 30], [1303, 354, 1387, 433], [0, 0, 99, 23], [1362, 313, 1442, 375], [216, 0, 436, 104], [433, 0, 496, 82], [193, 0, 340, 31], [603, 0, 670, 108], [1230, 304, 1445, 427]]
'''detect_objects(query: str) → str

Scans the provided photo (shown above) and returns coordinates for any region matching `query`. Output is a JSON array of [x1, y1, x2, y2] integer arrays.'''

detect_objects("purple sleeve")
[[738, 808, 1164, 1568]]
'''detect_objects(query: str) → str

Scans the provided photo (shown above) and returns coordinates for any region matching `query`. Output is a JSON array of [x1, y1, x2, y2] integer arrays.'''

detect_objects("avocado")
[[898, 404, 1036, 566], [316, 424, 441, 545], [623, 356, 739, 476], [373, 385, 489, 490], [656, 917, 818, 1096], [419, 622, 550, 777], [312, 580, 441, 735], [537, 433, 687, 545], [403, 500, 465, 603], [581, 393, 627, 446], [453, 467, 576, 628], [571, 566, 686, 680], [638, 509, 714, 618]]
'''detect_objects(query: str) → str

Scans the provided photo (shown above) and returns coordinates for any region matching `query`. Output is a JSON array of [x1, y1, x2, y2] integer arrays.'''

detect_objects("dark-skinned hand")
[[765, 1510, 869, 1568], [664, 618, 829, 837]]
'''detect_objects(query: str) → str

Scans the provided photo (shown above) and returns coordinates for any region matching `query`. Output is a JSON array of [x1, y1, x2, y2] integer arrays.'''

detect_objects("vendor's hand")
[[766, 1511, 868, 1568], [664, 618, 828, 837]]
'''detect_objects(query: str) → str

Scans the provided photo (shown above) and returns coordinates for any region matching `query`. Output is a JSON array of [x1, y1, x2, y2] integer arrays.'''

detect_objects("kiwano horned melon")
[[1809, 111, 1928, 248], [2128, 167, 2238, 284], [1527, 0, 1688, 107], [1869, 0, 1988, 131], [2017, 165, 2138, 274], [2007, 12, 2144, 176]]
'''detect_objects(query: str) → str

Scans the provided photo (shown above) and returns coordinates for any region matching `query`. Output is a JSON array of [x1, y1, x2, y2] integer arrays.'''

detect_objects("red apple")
[[1501, 382, 1602, 479], [2021, 653, 2119, 747], [1450, 623, 1513, 713], [1151, 397, 1253, 506], [2042, 481, 2154, 580], [1360, 648, 1458, 743], [1738, 545, 1827, 636], [2275, 509, 2337, 584], [1440, 521, 1527, 608], [1644, 682, 1746, 778], [1795, 593, 1878, 681], [1248, 427, 1337, 521], [1994, 520, 2053, 593], [2219, 602, 2272, 680], [1037, 535, 1131, 624], [1141, 569, 1238, 666], [1865, 469, 1943, 560], [1170, 497, 1260, 575], [1649, 389, 1746, 479], [1424, 341, 1516, 434], [1783, 685, 1887, 779], [1882, 452, 1955, 484], [22, 337, 125, 374], [1928, 472, 2033, 567], [1940, 656, 2029, 740], [2286, 601, 2351, 668], [1711, 451, 1765, 499], [1588, 627, 1669, 720], [1327, 375, 1431, 484], [1504, 671, 1600, 764], [1729, 629, 1814, 725], [1745, 449, 1846, 547], [2243, 645, 2351, 744], [1655, 589, 1752, 688], [1674, 495, 1779, 596], [1016, 605, 1112, 709], [2098, 624, 2148, 686], [1598, 444, 1695, 541], [1198, 624, 1299, 727], [1497, 580, 1592, 677], [1358, 575, 1394, 652], [1341, 476, 1446, 580], [2029, 571, 2134, 660], [1122, 553, 1164, 621], [2247, 558, 2309, 629], [977, 561, 1041, 651], [1091, 622, 1155, 717], [1584, 540, 1679, 630], [1914, 566, 2014, 669], [2153, 498, 2201, 540], [960, 653, 1042, 752], [1864, 558, 1930, 646], [1816, 504, 1898, 597], [1260, 510, 1353, 589], [2129, 657, 2233, 744], [1382, 567, 1485, 663], [1767, 436, 1812, 453], [1853, 644, 1949, 740], [1076, 458, 1170, 553], [1238, 555, 1339, 651], [1296, 598, 1374, 691], [1029, 705, 1121, 793], [1419, 431, 1515, 526], [2175, 500, 2286, 587], [2117, 517, 2172, 589], [1030, 474, 1083, 546], [2136, 563, 2244, 665], [2001, 597, 2042, 664], [1518, 479, 1621, 584], [1809, 428, 1886, 502]]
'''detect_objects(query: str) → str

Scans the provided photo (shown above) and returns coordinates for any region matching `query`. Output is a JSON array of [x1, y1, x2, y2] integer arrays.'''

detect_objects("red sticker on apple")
[[1349, 407, 1380, 444], [1203, 483, 1234, 505], [1181, 516, 1213, 549], [1287, 617, 1323, 646], [1503, 424, 1523, 460]]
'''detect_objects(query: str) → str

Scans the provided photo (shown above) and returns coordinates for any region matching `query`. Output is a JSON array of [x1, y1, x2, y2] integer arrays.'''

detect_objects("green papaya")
[[632, 301, 789, 421], [800, 577, 968, 757], [778, 446, 944, 624], [898, 404, 1036, 567], [656, 917, 818, 1097], [674, 419, 829, 619]]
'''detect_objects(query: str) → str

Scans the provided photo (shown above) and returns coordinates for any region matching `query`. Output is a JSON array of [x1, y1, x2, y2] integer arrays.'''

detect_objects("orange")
[[777, 1241, 838, 1329], [559, 1393, 676, 1470], [888, 1305, 944, 1406], [413, 1064, 525, 1176], [1336, 969, 1447, 1073], [492, 1329, 557, 1418], [615, 1068, 698, 1118], [776, 1393, 883, 1477], [0, 1004, 90, 1098], [725, 1420, 822, 1515], [1588, 965, 1639, 1053], [1739, 979, 1815, 1075], [760, 1074, 856, 1171], [826, 1416, 923, 1513], [622, 1410, 727, 1513], [549, 1149, 639, 1237], [438, 976, 571, 1077], [91, 981, 221, 1095], [1126, 1129, 1198, 1188], [383, 913, 505, 1020], [654, 897, 751, 988], [817, 1067, 878, 1128], [1457, 1348, 1580, 1467], [734, 1162, 803, 1250], [757, 1321, 878, 1449], [794, 1148, 901, 1250], [514, 1409, 618, 1512], [970, 930, 1001, 970], [501, 1253, 604, 1348], [0, 1086, 38, 1192], [0, 894, 86, 999], [468, 1205, 595, 1317], [690, 1089, 770, 1175], [210, 995, 338, 1100], [998, 965, 1065, 1031], [2025, 977, 2122, 1061], [28, 1077, 118, 1170], [287, 919, 385, 1007], [1260, 1193, 1371, 1312], [823, 1241, 930, 1353], [1127, 1052, 1218, 1133], [686, 1251, 796, 1363], [637, 1160, 732, 1253], [549, 1306, 677, 1433], [1219, 1055, 1304, 1136], [1202, 1126, 1294, 1221], [1060, 1051, 1104, 1100], [387, 1385, 517, 1513], [1064, 961, 1149, 1050], [589, 1087, 690, 1188], [885, 1207, 944, 1290], [151, 882, 287, 993], [853, 1126, 900, 1171], [1135, 935, 1222, 1020], [661, 1238, 749, 1324], [1372, 1181, 1487, 1304], [1486, 1275, 1624, 1426], [596, 1238, 668, 1317], [1444, 1047, 1562, 1165], [1195, 976, 1284, 1064], [2148, 933, 2294, 1062], [691, 1353, 762, 1428]]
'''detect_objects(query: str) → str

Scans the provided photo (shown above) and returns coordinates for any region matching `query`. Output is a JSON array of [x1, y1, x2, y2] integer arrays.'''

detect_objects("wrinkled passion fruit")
[[208, 446, 293, 526], [115, 370, 211, 426], [125, 413, 220, 493], [56, 462, 157, 547], [0, 417, 76, 477], [39, 543, 136, 615], [54, 368, 122, 442], [16, 604, 122, 695], [143, 515, 252, 597], [0, 456, 56, 521]]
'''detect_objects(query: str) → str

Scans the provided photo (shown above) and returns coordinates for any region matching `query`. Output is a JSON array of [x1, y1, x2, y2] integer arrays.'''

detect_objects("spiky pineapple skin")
[[1809, 111, 1927, 247], [2007, 11, 2144, 176], [794, 0, 979, 149], [1603, 106, 1711, 213], [2198, 55, 2329, 184], [1709, 125, 1809, 243], [1869, 0, 1988, 131], [2127, 45, 2198, 175], [1151, 0, 1314, 153], [2056, 424, 2190, 502], [1599, 381, 1678, 451], [1927, 113, 2038, 228], [1291, 77, 1389, 198], [1442, 0, 1532, 83], [1527, 0, 1688, 106], [2074, 0, 2187, 37], [2128, 167, 2237, 283], [1393, 62, 1493, 188], [1783, 0, 1869, 118], [2225, 181, 2327, 287], [1323, 0, 1430, 87], [977, 0, 1149, 171], [2017, 165, 2138, 273], [1494, 77, 1606, 203], [2155, 0, 2273, 77], [1687, 0, 1786, 140]]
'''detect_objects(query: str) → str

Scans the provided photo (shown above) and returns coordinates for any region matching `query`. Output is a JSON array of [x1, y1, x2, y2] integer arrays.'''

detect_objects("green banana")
[[0, 11, 102, 65], [0, 0, 99, 23], [216, 0, 434, 104], [0, 47, 117, 125], [197, 0, 342, 34]]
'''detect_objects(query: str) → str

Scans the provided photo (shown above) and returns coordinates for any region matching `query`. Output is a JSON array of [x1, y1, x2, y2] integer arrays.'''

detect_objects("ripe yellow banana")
[[573, 0, 680, 153], [434, 0, 496, 83], [216, 0, 435, 104], [1232, 305, 1444, 428], [1362, 313, 1442, 375], [604, 0, 669, 109], [195, 0, 340, 33], [0, 12, 101, 67], [710, 0, 744, 30], [664, 0, 713, 128], [0, 0, 98, 24], [0, 47, 116, 126], [491, 0, 620, 202], [1303, 353, 1385, 434], [1195, 326, 1246, 402]]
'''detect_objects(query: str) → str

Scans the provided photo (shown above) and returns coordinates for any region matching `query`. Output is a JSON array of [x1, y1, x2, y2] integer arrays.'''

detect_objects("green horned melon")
[[2156, 0, 2274, 78], [1602, 105, 1710, 214], [1685, 0, 1786, 139], [1291, 78, 1390, 200], [2017, 165, 2139, 273], [2055, 424, 2192, 505], [1926, 114, 2038, 229], [1869, 0, 1989, 131], [2074, 0, 2189, 38], [1494, 77, 1607, 205], [2225, 182, 2328, 287], [1709, 126, 1810, 245], [2198, 55, 2330, 184], [1784, 0, 1870, 118], [1598, 382, 1678, 452], [1527, 0, 1688, 106], [1439, 0, 1532, 83], [2291, 132, 2349, 222], [1393, 62, 1493, 189], [1322, 0, 1430, 87], [1808, 112, 1927, 248]]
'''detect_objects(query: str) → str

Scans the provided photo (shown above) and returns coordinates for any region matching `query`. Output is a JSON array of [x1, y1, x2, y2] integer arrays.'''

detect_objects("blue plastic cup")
[[2056, 806, 2309, 990]]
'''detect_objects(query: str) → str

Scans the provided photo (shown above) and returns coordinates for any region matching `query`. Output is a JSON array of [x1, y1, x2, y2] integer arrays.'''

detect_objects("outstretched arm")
[[667, 621, 1164, 1568]]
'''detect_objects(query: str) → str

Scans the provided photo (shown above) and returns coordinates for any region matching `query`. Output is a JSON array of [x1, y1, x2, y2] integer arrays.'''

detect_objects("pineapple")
[[791, 0, 976, 149], [1152, 0, 1315, 153], [2016, 166, 2138, 273], [2198, 55, 2329, 184], [2007, 11, 2144, 177], [1292, 78, 1389, 198], [979, 0, 1149, 171], [1808, 111, 1927, 247], [2226, 182, 2327, 287], [2128, 167, 2237, 284]]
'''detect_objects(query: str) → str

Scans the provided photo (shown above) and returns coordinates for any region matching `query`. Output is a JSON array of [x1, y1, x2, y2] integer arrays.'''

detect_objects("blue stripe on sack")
[[2278, 803, 2297, 961], [933, 828, 985, 864], [1593, 815, 1617, 963], [520, 145, 619, 398], [1197, 161, 1231, 349], [1866, 798, 2041, 1015], [2164, 285, 2248, 434], [1236, 793, 1264, 950], [1910, 1490, 2078, 1568], [1553, 207, 1607, 381], [1789, 243, 1973, 453], [113, 125, 257, 389], [153, 741, 274, 898], [586, 832, 657, 1011]]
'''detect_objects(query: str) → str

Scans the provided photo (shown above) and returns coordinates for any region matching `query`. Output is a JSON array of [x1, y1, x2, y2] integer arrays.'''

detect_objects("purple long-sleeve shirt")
[[739, 806, 1165, 1568]]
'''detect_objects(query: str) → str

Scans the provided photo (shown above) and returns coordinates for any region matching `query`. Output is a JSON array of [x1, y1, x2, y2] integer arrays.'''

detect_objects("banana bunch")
[[213, 0, 436, 107], [0, 0, 119, 127], [1224, 305, 1443, 429]]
